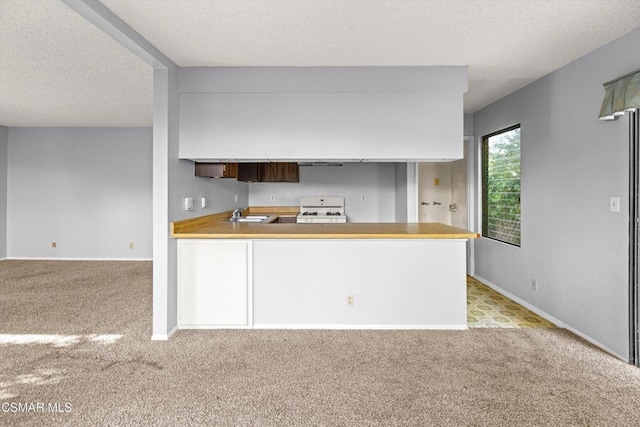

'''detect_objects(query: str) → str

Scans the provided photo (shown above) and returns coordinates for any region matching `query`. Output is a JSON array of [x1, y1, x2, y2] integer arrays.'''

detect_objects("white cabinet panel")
[[361, 93, 463, 160], [178, 240, 249, 327], [176, 238, 469, 329], [179, 93, 464, 161], [252, 239, 467, 327], [179, 93, 363, 160]]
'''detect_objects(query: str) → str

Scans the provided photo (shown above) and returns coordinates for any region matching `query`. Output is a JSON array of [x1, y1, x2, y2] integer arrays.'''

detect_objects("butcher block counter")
[[171, 209, 479, 239], [173, 208, 478, 331]]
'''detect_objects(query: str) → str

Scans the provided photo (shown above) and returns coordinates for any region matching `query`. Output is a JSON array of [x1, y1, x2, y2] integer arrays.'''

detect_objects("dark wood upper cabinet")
[[237, 163, 265, 182], [263, 162, 299, 182], [237, 162, 299, 183], [195, 162, 238, 178]]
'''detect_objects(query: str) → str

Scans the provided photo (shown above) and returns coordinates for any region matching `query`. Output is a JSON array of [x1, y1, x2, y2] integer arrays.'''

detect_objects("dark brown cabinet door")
[[195, 163, 238, 178], [237, 162, 299, 182], [263, 162, 299, 182], [237, 163, 265, 182]]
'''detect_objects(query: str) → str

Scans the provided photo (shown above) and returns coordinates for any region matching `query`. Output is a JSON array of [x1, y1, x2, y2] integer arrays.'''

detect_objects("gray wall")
[[153, 66, 250, 338], [473, 27, 639, 359], [394, 163, 408, 222], [248, 163, 397, 222], [7, 128, 153, 259], [179, 66, 467, 94], [172, 159, 248, 221], [0, 126, 7, 259], [464, 113, 474, 136]]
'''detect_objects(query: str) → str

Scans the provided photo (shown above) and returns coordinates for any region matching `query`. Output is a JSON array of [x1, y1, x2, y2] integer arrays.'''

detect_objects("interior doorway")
[[417, 139, 472, 270], [418, 158, 467, 228]]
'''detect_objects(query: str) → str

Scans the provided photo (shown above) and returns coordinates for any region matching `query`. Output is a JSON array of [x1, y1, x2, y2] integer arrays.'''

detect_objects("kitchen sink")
[[230, 215, 277, 223]]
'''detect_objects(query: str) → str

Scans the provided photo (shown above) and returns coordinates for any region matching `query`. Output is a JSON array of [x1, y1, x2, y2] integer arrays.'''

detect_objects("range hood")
[[297, 161, 344, 167]]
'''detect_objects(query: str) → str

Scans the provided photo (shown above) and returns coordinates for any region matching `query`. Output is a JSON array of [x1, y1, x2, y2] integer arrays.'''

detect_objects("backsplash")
[[248, 163, 398, 223]]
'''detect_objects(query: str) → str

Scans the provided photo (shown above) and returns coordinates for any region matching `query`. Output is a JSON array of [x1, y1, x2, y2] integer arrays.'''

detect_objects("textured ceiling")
[[1, 0, 639, 127], [0, 0, 152, 127]]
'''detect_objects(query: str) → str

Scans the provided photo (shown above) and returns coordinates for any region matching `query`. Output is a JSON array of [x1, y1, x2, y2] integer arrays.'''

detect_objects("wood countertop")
[[172, 208, 479, 240]]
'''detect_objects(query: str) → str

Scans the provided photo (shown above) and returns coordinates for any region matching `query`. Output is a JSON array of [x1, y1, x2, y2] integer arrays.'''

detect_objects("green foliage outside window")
[[482, 125, 521, 246]]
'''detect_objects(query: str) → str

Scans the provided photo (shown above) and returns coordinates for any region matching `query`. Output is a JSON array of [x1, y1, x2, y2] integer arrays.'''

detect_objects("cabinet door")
[[179, 93, 363, 160], [195, 163, 238, 178], [263, 162, 299, 182], [237, 163, 265, 182], [178, 240, 249, 327], [361, 93, 463, 160]]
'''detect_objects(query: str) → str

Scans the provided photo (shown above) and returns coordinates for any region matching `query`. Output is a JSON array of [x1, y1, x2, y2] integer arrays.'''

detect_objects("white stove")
[[296, 197, 347, 224]]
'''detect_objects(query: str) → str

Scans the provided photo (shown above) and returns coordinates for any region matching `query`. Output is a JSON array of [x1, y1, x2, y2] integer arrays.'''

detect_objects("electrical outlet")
[[361, 194, 366, 201], [201, 196, 208, 209], [129, 242, 134, 249], [347, 294, 354, 307], [234, 194, 239, 203], [270, 194, 276, 202], [531, 279, 538, 292], [51, 242, 57, 249]]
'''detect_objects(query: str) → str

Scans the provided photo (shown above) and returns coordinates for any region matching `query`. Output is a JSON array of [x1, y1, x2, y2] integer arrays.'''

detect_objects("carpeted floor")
[[1, 260, 639, 426]]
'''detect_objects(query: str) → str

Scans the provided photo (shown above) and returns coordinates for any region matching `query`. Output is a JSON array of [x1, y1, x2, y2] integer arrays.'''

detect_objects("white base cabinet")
[[176, 238, 468, 330], [252, 239, 467, 328], [177, 240, 250, 328]]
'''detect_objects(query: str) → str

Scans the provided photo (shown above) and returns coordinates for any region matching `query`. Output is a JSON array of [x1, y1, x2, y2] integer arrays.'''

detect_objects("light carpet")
[[1, 260, 639, 426]]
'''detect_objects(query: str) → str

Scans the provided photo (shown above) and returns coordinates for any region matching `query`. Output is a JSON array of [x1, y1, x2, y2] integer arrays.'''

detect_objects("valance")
[[599, 70, 640, 120]]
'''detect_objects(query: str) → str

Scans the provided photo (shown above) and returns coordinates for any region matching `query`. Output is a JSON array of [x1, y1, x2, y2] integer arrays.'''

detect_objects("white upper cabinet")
[[178, 67, 467, 162], [360, 93, 463, 161], [179, 93, 363, 161]]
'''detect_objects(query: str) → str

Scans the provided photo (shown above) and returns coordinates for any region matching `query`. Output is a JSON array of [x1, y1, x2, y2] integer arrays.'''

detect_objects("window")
[[482, 124, 521, 246]]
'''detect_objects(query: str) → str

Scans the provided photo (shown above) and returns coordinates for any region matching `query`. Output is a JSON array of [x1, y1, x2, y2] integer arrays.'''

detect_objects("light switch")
[[434, 178, 440, 186], [610, 197, 620, 213], [184, 197, 194, 211]]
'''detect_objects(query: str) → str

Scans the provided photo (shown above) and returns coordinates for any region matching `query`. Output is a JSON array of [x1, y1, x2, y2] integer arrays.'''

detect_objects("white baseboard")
[[473, 274, 628, 362], [177, 324, 468, 330], [151, 325, 178, 341], [252, 324, 468, 330], [179, 324, 253, 330], [7, 257, 152, 261]]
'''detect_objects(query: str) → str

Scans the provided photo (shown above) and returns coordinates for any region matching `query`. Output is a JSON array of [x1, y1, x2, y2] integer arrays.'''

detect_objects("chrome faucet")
[[231, 208, 243, 220]]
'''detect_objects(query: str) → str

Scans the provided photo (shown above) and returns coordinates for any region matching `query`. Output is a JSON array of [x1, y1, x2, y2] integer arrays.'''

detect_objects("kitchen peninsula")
[[172, 208, 478, 330]]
